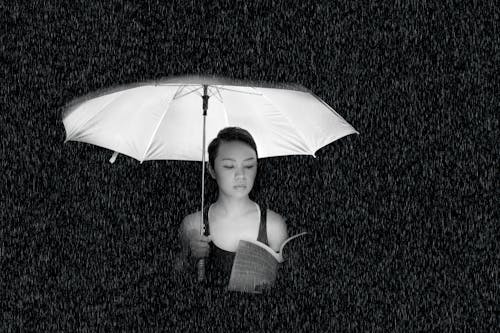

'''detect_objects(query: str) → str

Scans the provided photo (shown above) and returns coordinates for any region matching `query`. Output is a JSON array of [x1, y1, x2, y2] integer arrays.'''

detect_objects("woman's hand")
[[186, 229, 211, 259]]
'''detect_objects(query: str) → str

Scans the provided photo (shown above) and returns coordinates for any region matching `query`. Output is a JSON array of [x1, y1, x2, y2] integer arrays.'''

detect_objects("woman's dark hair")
[[208, 127, 258, 169]]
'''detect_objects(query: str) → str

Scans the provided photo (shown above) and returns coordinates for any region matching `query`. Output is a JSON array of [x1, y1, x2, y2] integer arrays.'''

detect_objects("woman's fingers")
[[186, 229, 211, 258], [187, 229, 211, 241], [191, 241, 210, 258], [199, 234, 211, 242]]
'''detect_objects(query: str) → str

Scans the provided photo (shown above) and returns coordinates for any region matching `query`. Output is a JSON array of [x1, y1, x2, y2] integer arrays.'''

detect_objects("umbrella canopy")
[[63, 76, 358, 162], [62, 75, 359, 283]]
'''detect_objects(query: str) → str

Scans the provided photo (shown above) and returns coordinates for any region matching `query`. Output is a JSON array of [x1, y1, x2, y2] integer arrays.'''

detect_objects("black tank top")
[[203, 203, 269, 288]]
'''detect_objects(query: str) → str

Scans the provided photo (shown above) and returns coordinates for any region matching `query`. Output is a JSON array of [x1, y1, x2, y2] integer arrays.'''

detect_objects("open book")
[[226, 232, 309, 294]]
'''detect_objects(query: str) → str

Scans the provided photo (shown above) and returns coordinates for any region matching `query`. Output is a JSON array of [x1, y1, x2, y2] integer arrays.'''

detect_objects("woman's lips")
[[233, 184, 247, 190]]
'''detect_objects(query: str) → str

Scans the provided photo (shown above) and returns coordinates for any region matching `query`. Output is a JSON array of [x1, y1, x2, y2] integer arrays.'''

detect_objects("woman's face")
[[209, 140, 258, 198]]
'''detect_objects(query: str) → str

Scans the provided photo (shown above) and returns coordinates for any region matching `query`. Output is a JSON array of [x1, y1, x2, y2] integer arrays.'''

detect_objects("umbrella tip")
[[109, 151, 119, 164]]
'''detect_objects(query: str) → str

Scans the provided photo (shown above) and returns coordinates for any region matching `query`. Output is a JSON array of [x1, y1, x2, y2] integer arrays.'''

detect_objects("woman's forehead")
[[216, 141, 257, 160]]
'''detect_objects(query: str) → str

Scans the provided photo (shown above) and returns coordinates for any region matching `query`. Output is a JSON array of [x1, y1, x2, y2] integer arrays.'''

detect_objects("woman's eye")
[[223, 166, 234, 169], [245, 165, 255, 169]]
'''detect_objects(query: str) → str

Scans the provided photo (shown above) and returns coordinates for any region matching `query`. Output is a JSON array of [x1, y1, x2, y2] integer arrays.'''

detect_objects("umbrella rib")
[[219, 91, 230, 127], [257, 88, 314, 155], [173, 85, 203, 99], [217, 86, 262, 96], [209, 86, 223, 103], [141, 88, 178, 162]]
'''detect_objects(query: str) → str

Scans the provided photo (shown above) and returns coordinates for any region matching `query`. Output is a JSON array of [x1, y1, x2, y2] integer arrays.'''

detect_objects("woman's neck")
[[213, 194, 254, 218]]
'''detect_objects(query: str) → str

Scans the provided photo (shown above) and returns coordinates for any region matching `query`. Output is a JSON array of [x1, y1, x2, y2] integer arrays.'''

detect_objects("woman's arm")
[[174, 215, 193, 271], [266, 210, 289, 252], [174, 212, 210, 271]]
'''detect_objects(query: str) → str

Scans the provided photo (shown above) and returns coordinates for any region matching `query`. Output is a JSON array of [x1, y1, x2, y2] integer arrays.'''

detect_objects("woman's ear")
[[207, 163, 216, 179]]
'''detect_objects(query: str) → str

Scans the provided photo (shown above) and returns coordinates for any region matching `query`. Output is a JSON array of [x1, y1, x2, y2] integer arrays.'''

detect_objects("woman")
[[176, 127, 288, 288]]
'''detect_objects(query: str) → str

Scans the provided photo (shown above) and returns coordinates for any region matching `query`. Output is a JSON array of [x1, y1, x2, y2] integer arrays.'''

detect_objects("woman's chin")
[[219, 185, 254, 198], [228, 187, 252, 197]]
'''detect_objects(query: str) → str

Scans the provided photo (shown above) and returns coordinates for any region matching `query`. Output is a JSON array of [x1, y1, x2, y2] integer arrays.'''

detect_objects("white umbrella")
[[62, 75, 359, 281]]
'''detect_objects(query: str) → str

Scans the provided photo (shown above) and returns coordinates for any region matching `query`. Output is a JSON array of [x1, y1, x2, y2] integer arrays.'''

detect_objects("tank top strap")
[[257, 203, 268, 245]]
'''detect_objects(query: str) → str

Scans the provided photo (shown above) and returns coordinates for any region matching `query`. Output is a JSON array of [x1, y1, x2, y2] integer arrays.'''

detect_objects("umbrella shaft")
[[198, 85, 209, 283], [202, 85, 208, 116], [201, 115, 206, 236], [200, 84, 209, 237]]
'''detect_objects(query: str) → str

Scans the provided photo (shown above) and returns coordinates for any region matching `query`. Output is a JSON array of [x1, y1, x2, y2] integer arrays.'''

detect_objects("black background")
[[2, 1, 498, 331]]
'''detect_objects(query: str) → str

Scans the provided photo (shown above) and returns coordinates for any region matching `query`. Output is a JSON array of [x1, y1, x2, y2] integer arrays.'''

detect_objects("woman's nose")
[[235, 167, 245, 178]]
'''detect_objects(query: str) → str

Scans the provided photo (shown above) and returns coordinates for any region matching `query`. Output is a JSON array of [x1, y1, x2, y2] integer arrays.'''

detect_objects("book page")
[[279, 232, 310, 253], [239, 232, 310, 263], [227, 240, 279, 293]]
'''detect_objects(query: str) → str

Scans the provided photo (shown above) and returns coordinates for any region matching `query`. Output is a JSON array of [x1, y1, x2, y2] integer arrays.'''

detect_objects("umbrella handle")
[[197, 258, 206, 282]]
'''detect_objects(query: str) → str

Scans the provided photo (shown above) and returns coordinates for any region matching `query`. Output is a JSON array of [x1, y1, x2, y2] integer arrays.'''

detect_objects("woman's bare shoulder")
[[265, 209, 289, 251], [181, 211, 203, 230], [266, 209, 286, 225]]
